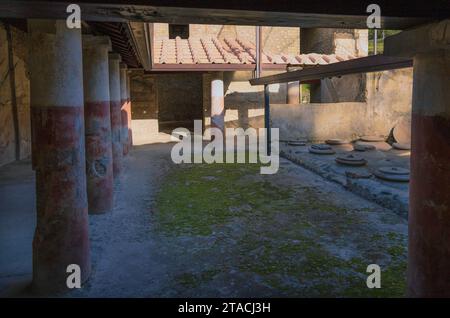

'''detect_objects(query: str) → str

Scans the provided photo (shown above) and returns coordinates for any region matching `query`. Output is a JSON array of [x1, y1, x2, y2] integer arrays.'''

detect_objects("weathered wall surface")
[[301, 28, 368, 103], [300, 28, 368, 57], [365, 68, 413, 135], [271, 102, 369, 141], [320, 75, 367, 103], [271, 68, 413, 141], [157, 72, 204, 127], [130, 72, 203, 143], [0, 24, 31, 167], [129, 72, 159, 144], [153, 23, 300, 55]]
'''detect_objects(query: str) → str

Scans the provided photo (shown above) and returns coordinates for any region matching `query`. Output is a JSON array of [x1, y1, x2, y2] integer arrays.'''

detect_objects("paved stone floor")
[[0, 143, 407, 297]]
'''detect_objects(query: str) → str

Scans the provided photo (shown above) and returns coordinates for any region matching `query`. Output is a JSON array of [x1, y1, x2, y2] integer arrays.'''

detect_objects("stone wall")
[[271, 102, 369, 141], [271, 68, 413, 141], [365, 68, 413, 135], [301, 28, 369, 103], [157, 72, 204, 127], [0, 23, 31, 167], [129, 72, 159, 145], [129, 71, 204, 138]]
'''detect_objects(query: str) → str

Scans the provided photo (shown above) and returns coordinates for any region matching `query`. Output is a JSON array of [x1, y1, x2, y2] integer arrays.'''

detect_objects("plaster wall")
[[0, 24, 31, 167], [271, 68, 413, 141]]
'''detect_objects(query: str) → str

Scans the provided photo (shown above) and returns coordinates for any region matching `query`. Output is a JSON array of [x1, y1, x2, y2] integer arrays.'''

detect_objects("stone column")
[[29, 20, 90, 292], [126, 72, 133, 150], [287, 81, 300, 104], [82, 36, 114, 214], [385, 20, 450, 297], [210, 72, 225, 133], [120, 64, 129, 155], [108, 53, 123, 177]]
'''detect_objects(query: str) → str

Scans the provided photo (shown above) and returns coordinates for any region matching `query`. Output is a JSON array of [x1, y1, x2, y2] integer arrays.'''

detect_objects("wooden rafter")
[[249, 55, 413, 86]]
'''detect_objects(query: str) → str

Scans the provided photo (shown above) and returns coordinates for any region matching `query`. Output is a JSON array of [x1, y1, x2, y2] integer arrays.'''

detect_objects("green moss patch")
[[154, 162, 407, 297]]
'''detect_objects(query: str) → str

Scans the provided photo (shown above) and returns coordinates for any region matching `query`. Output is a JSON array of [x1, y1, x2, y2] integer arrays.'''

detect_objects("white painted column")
[[210, 72, 225, 133], [82, 35, 114, 215]]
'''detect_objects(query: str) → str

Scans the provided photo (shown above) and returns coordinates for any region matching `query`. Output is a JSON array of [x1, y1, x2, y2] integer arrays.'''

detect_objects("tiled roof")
[[153, 37, 356, 66]]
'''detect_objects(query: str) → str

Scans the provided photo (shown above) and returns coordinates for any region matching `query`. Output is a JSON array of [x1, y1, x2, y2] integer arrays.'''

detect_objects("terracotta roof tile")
[[154, 37, 356, 66]]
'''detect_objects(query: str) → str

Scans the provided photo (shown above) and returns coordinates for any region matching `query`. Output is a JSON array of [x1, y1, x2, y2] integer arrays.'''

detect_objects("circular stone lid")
[[335, 153, 367, 166], [353, 143, 376, 151], [325, 139, 349, 145], [378, 166, 410, 175], [288, 141, 306, 146], [393, 142, 411, 150], [360, 135, 385, 142], [308, 146, 335, 155], [374, 170, 410, 182]]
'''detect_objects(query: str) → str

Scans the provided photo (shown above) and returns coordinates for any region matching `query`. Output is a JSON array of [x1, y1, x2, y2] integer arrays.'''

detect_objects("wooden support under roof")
[[88, 22, 142, 68], [1, 0, 448, 29], [249, 55, 413, 86]]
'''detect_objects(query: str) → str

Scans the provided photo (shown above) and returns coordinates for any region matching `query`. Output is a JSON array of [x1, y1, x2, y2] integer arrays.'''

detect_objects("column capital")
[[109, 52, 122, 62], [385, 20, 450, 57], [82, 35, 111, 50]]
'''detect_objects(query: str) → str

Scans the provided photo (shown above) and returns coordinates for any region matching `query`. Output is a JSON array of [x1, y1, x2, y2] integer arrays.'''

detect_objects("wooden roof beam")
[[249, 55, 413, 86], [1, 1, 448, 29]]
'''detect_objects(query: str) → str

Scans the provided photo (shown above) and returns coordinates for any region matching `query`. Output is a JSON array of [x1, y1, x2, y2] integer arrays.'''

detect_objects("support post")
[[264, 84, 271, 155], [374, 29, 378, 55], [210, 72, 225, 133], [385, 20, 450, 297], [82, 35, 114, 214], [29, 19, 90, 292], [287, 81, 300, 104], [108, 53, 123, 177], [5, 24, 20, 161], [126, 72, 132, 150], [255, 26, 262, 78]]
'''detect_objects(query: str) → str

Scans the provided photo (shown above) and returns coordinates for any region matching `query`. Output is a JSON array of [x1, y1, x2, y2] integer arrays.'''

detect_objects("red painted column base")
[[408, 113, 450, 297], [110, 100, 123, 176], [31, 106, 91, 292], [85, 101, 114, 214]]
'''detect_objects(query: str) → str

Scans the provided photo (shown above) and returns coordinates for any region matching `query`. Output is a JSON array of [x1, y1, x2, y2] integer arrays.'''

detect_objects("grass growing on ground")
[[154, 162, 407, 297]]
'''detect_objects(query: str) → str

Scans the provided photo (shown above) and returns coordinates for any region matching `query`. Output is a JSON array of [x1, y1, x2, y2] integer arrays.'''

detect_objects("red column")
[[29, 20, 90, 292], [385, 20, 450, 297], [82, 36, 114, 214], [408, 50, 450, 297], [108, 53, 123, 177]]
